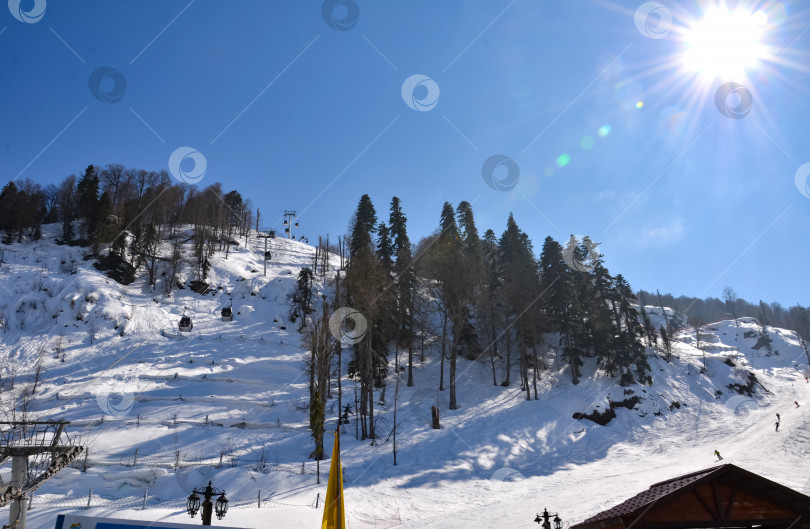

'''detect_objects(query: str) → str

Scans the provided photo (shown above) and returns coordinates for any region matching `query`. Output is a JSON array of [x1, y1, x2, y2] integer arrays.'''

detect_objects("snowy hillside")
[[0, 227, 809, 529]]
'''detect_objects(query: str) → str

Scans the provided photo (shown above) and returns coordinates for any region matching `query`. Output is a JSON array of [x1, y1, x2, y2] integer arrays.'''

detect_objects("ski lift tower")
[[282, 211, 298, 240], [258, 227, 274, 277], [0, 421, 84, 529]]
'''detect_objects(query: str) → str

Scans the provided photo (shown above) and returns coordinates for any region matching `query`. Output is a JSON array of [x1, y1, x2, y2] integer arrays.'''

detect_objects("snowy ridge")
[[0, 227, 808, 528]]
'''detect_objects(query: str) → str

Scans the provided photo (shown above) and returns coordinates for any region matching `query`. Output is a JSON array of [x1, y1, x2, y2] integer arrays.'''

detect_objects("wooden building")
[[571, 464, 810, 529]]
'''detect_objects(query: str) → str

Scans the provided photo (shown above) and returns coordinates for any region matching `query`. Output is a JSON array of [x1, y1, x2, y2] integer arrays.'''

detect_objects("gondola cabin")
[[178, 315, 193, 332], [221, 307, 233, 322], [264, 251, 272, 260]]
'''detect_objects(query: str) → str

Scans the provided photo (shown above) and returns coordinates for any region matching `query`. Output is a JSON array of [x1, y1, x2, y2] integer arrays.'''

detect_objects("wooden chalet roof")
[[572, 464, 810, 529]]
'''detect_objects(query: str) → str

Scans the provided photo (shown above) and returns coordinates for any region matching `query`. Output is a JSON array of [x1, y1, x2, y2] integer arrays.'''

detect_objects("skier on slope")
[[776, 413, 780, 422], [775, 421, 780, 432], [714, 450, 723, 461], [795, 401, 801, 408]]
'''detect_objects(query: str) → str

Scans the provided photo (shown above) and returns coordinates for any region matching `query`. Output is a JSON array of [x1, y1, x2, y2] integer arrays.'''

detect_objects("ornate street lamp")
[[186, 491, 201, 518], [215, 493, 229, 520], [186, 481, 228, 526], [535, 508, 563, 529]]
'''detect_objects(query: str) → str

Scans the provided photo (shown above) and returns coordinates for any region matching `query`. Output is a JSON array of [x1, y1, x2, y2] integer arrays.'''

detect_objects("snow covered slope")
[[0, 227, 808, 529]]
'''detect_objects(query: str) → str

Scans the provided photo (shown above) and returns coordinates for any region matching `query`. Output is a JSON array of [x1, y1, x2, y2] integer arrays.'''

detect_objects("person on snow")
[[796, 401, 801, 408], [776, 413, 781, 422], [714, 450, 723, 461], [775, 421, 780, 432]]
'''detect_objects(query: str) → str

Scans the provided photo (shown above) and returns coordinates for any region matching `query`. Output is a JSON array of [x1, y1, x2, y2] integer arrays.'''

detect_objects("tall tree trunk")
[[532, 330, 537, 400], [360, 377, 368, 440], [367, 321, 375, 442], [440, 311, 447, 391], [335, 272, 342, 419], [354, 382, 360, 440], [394, 344, 399, 374], [393, 374, 399, 465], [520, 337, 530, 400], [488, 313, 498, 386], [565, 332, 580, 385], [449, 329, 457, 410], [503, 320, 511, 386], [407, 345, 414, 387], [368, 383, 375, 442]]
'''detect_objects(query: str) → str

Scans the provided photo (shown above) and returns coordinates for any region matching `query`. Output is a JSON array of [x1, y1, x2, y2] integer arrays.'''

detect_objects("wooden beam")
[[785, 515, 803, 529], [724, 488, 736, 520], [692, 489, 719, 520], [712, 481, 725, 521]]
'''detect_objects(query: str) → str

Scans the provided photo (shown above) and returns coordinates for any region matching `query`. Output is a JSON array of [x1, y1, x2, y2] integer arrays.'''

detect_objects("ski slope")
[[0, 226, 808, 529]]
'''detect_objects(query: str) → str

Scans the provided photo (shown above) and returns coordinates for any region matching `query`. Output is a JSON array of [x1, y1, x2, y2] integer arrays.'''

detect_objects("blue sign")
[[55, 514, 248, 529]]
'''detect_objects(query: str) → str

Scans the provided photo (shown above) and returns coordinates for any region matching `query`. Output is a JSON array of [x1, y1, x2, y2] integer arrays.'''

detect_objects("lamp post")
[[186, 481, 228, 526], [534, 508, 563, 529]]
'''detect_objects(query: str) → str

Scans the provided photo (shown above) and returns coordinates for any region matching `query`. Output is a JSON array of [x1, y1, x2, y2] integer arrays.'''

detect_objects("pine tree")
[[478, 229, 502, 385], [350, 194, 377, 258], [389, 197, 415, 386], [92, 191, 113, 252], [612, 275, 650, 385], [659, 325, 672, 362], [59, 175, 77, 242], [295, 268, 315, 329], [0, 182, 20, 243], [456, 201, 481, 257], [345, 195, 386, 441], [429, 202, 471, 408], [639, 305, 656, 348], [389, 197, 408, 253], [539, 236, 583, 384], [376, 222, 393, 270], [143, 223, 160, 287], [587, 257, 617, 370], [111, 231, 128, 259], [309, 391, 325, 460], [499, 214, 538, 398], [439, 202, 459, 244], [76, 165, 99, 240]]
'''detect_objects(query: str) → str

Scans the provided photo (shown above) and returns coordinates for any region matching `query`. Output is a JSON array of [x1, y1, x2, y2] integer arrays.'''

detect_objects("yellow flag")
[[321, 430, 345, 529]]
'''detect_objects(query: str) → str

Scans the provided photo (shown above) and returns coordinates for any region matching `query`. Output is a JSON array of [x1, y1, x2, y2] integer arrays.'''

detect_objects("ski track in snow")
[[0, 224, 807, 528]]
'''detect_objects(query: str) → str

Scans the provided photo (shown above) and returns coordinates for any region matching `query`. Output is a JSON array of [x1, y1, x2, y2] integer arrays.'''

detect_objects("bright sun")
[[683, 8, 769, 78]]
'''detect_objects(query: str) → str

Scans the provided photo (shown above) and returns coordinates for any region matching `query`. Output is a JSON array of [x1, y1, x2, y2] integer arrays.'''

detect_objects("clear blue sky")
[[2, 1, 809, 307]]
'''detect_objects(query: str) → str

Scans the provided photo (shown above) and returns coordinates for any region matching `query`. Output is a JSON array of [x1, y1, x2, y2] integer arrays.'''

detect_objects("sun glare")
[[683, 9, 768, 78]]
